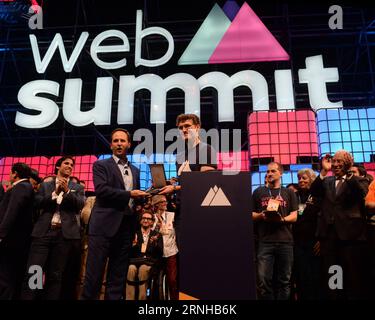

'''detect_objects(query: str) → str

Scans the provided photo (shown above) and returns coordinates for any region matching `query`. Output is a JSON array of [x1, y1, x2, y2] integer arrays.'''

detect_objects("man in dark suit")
[[21, 156, 85, 300], [310, 150, 369, 299], [81, 128, 148, 300], [0, 163, 34, 299]]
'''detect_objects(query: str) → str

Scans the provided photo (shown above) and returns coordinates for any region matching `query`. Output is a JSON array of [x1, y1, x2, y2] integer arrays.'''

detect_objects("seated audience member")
[[126, 211, 163, 300], [292, 168, 321, 300], [152, 195, 179, 300]]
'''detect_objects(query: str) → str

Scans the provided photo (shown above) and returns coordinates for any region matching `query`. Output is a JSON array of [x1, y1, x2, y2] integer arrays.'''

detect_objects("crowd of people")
[[0, 113, 374, 300], [0, 114, 216, 300], [252, 152, 375, 300]]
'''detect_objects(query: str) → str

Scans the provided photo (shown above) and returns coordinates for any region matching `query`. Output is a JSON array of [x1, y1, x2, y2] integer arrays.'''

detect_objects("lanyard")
[[268, 187, 281, 199]]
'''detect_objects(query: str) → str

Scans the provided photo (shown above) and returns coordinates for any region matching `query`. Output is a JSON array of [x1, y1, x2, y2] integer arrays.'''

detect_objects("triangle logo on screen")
[[178, 0, 290, 65], [201, 185, 231, 207]]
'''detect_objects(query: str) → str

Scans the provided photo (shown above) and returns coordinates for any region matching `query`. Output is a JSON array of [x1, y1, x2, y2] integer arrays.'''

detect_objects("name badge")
[[267, 198, 280, 212], [298, 203, 306, 215]]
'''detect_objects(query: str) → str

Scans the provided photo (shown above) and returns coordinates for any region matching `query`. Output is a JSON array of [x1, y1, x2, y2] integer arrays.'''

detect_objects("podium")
[[179, 171, 256, 300]]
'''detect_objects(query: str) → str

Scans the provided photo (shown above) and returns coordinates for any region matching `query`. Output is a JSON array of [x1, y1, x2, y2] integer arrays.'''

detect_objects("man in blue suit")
[[82, 128, 148, 300]]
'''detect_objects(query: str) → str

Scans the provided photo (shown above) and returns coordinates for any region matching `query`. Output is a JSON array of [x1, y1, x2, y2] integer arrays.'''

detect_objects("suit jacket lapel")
[[328, 177, 336, 199], [46, 179, 56, 194], [130, 164, 138, 190], [109, 157, 125, 189], [335, 179, 346, 198]]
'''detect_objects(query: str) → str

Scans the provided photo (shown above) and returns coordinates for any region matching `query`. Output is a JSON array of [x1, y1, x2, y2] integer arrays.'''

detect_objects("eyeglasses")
[[142, 217, 153, 221], [178, 124, 194, 130]]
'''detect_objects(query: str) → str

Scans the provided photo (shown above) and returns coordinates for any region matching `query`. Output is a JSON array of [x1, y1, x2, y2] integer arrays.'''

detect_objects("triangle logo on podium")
[[201, 185, 231, 207], [178, 1, 290, 65]]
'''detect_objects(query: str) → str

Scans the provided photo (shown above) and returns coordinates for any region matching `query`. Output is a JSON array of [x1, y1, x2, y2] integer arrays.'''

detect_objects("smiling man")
[[81, 128, 148, 300], [310, 149, 369, 299], [21, 156, 85, 300]]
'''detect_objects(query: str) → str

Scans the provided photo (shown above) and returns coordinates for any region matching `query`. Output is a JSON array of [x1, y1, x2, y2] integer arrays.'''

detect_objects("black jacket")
[[31, 178, 85, 239], [310, 175, 368, 241], [0, 180, 34, 248]]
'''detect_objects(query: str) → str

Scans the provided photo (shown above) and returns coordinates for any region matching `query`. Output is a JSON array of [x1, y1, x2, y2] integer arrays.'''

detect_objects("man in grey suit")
[[21, 156, 85, 300], [81, 128, 148, 300]]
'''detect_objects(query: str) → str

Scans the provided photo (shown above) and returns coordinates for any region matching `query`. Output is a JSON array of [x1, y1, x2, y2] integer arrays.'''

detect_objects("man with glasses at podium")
[[159, 113, 217, 195]]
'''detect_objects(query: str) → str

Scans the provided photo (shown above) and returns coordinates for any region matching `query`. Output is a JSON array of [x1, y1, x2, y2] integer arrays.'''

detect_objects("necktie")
[[336, 177, 344, 195]]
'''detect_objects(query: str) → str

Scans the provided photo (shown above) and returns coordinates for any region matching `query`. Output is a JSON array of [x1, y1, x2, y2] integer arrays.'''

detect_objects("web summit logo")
[[178, 1, 290, 65]]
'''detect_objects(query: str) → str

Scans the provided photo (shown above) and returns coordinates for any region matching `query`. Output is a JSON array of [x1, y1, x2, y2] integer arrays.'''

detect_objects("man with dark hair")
[[310, 150, 369, 299], [82, 128, 148, 300], [252, 161, 298, 300], [0, 163, 34, 299], [349, 164, 367, 178], [125, 210, 163, 300], [54, 156, 75, 175], [21, 156, 85, 300]]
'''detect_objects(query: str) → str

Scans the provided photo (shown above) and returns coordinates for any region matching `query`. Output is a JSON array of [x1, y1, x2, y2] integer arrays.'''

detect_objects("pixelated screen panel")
[[317, 108, 375, 163], [248, 110, 318, 165], [217, 151, 249, 172], [0, 156, 49, 189]]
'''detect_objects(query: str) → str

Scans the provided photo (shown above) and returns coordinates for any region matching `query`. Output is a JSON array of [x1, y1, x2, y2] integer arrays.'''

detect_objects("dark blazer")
[[31, 178, 85, 239], [0, 184, 4, 203], [130, 229, 163, 264], [0, 180, 34, 248], [88, 157, 140, 237], [310, 175, 369, 241]]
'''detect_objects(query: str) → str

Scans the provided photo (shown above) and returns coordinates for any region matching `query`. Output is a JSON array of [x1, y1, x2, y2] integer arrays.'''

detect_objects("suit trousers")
[[320, 225, 370, 300], [81, 215, 134, 300], [0, 243, 30, 300], [21, 228, 79, 300]]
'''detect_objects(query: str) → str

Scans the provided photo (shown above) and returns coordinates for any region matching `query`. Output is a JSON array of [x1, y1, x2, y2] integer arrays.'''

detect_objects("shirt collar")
[[12, 178, 28, 187], [112, 154, 128, 166], [336, 175, 346, 180]]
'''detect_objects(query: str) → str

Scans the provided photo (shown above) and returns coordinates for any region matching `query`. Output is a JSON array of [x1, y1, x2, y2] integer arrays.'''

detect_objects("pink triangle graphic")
[[209, 2, 290, 64]]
